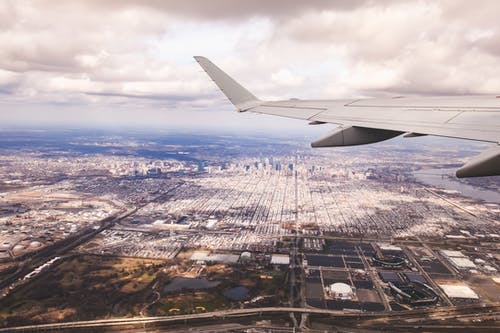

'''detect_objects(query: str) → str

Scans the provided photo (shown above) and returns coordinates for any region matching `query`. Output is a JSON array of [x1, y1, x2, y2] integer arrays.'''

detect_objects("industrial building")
[[270, 254, 290, 265], [190, 251, 240, 264], [440, 250, 477, 270], [438, 283, 479, 300]]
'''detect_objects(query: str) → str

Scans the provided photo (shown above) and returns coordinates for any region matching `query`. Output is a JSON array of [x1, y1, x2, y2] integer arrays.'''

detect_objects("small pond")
[[223, 286, 249, 301]]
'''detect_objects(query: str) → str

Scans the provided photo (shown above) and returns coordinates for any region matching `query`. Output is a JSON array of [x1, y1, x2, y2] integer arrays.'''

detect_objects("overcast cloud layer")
[[1, 0, 499, 132]]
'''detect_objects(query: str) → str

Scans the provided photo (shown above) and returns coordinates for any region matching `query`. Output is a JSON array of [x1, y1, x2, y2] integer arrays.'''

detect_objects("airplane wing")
[[194, 56, 500, 178]]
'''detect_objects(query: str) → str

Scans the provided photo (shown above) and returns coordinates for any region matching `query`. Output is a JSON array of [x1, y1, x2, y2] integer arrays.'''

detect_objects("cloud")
[[271, 69, 304, 87], [75, 0, 374, 20], [0, 0, 499, 130]]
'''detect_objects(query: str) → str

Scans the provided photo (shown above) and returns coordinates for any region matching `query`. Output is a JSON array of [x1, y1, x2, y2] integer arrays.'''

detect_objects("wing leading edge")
[[194, 56, 500, 178]]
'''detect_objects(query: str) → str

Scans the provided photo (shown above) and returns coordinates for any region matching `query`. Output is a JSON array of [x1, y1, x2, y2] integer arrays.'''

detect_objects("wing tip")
[[193, 56, 207, 62]]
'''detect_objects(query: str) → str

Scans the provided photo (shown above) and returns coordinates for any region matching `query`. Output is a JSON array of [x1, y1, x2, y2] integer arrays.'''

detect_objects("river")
[[413, 168, 500, 204]]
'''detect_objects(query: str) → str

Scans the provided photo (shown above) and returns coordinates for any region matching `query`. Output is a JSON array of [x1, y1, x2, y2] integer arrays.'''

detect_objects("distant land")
[[0, 128, 498, 331]]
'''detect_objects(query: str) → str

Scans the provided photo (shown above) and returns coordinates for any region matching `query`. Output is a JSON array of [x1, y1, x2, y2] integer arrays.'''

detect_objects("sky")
[[0, 0, 499, 134]]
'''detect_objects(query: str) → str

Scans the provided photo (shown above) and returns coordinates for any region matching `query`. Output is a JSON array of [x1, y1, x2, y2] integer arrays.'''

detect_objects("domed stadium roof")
[[328, 282, 352, 294]]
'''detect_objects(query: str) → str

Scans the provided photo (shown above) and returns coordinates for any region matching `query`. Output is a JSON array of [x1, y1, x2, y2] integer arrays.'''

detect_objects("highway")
[[0, 303, 497, 332]]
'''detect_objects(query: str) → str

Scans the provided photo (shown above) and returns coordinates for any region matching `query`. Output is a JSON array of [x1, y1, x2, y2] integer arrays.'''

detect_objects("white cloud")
[[271, 69, 304, 87], [0, 0, 499, 130], [0, 69, 20, 86]]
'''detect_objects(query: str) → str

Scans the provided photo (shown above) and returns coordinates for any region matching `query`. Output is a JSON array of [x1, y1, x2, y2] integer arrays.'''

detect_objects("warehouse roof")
[[439, 284, 479, 299], [271, 254, 290, 265]]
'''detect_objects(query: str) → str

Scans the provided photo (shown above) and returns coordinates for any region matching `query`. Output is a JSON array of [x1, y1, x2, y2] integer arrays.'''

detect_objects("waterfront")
[[414, 168, 500, 203]]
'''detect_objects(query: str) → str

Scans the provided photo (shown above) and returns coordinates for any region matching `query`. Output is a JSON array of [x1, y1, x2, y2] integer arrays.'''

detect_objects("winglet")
[[194, 56, 260, 111]]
